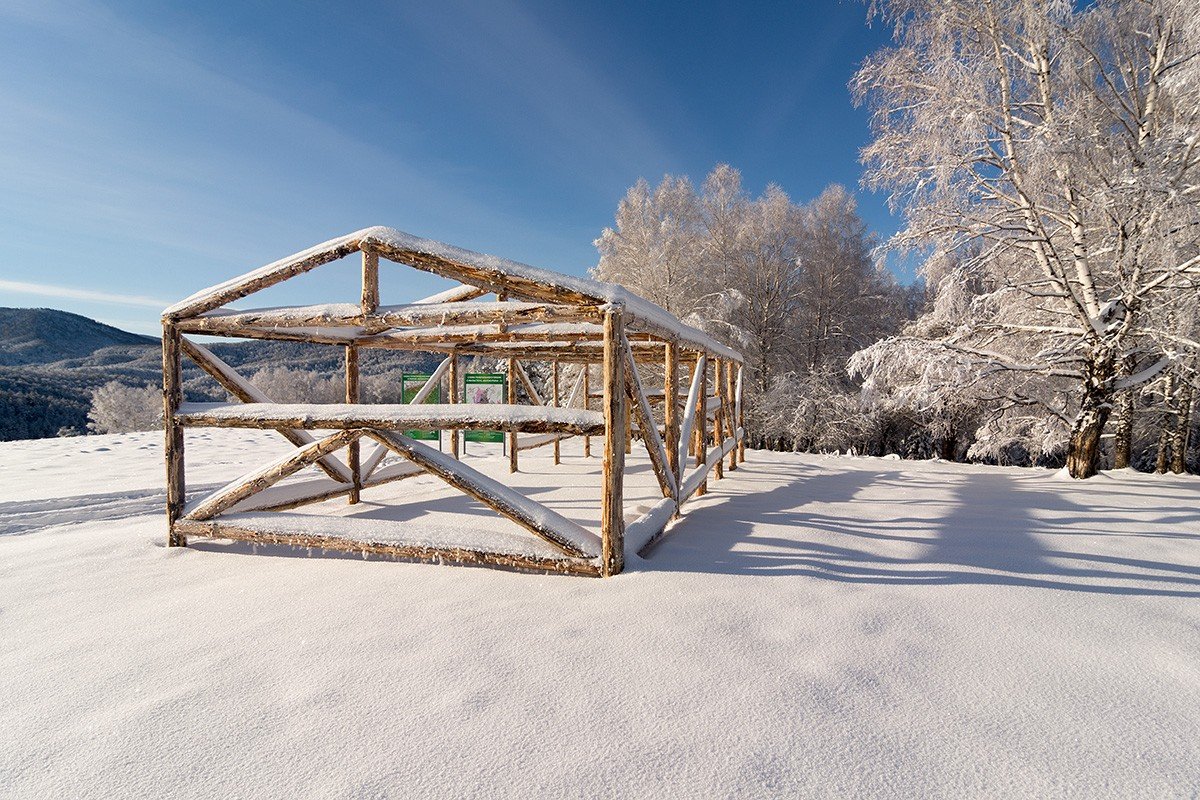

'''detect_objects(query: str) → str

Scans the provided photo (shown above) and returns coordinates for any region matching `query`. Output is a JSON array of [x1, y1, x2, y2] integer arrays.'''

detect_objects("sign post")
[[462, 373, 505, 452], [400, 373, 441, 445]]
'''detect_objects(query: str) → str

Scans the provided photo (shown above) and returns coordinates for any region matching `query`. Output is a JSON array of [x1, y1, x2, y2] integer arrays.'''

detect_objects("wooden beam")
[[186, 430, 362, 522], [368, 431, 601, 558], [449, 352, 460, 459], [164, 236, 363, 321], [178, 338, 353, 485], [736, 365, 745, 463], [361, 249, 379, 315], [583, 364, 592, 458], [623, 340, 677, 502], [163, 322, 186, 546], [714, 360, 725, 481], [552, 360, 561, 465], [507, 357, 518, 473], [725, 358, 737, 471], [677, 355, 706, 475], [239, 463, 423, 513], [664, 341, 680, 500], [412, 284, 487, 305], [172, 519, 600, 577], [176, 402, 606, 436], [695, 359, 708, 497], [625, 496, 676, 557], [346, 345, 361, 504], [601, 305, 626, 577]]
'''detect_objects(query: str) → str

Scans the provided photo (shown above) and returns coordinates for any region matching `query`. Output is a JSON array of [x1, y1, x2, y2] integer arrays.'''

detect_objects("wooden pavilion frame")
[[162, 227, 745, 577]]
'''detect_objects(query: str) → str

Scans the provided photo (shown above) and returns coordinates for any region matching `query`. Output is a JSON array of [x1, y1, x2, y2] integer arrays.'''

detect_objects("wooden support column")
[[449, 352, 460, 459], [664, 342, 680, 493], [696, 357, 708, 497], [163, 323, 186, 546], [507, 356, 518, 473], [583, 364, 592, 457], [601, 305, 625, 577], [361, 248, 380, 314], [552, 360, 561, 465], [714, 360, 725, 480], [345, 344, 361, 503]]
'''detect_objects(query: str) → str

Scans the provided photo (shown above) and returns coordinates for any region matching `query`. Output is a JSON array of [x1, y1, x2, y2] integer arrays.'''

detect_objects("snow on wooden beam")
[[412, 283, 487, 305], [232, 462, 423, 513], [177, 302, 605, 335], [623, 339, 677, 502], [677, 355, 707, 474], [164, 233, 366, 321], [176, 402, 606, 436], [368, 431, 601, 559], [179, 338, 354, 484], [185, 430, 363, 522], [625, 496, 677, 556], [680, 437, 737, 503], [170, 519, 601, 577], [516, 433, 569, 452]]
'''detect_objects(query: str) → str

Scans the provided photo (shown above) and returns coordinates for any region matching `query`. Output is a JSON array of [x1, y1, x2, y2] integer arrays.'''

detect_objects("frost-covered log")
[[368, 431, 600, 559], [186, 430, 362, 522], [176, 402, 606, 436]]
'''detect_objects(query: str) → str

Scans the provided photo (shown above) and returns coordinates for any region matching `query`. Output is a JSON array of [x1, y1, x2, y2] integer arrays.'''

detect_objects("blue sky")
[[0, 0, 899, 336]]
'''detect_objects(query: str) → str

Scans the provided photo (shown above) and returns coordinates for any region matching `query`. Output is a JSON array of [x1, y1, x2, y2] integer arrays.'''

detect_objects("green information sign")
[[462, 373, 505, 443], [400, 373, 441, 441]]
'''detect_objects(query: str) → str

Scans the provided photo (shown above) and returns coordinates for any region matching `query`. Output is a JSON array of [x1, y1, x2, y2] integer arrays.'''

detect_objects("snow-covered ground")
[[2, 431, 1198, 798]]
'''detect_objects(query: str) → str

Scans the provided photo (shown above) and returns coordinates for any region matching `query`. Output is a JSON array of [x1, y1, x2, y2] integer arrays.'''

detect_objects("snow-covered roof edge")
[[164, 226, 741, 362]]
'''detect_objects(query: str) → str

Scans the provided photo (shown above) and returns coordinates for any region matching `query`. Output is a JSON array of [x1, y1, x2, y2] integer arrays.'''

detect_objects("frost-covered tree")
[[594, 176, 706, 317], [853, 0, 1200, 477], [249, 367, 343, 403], [597, 165, 910, 452], [87, 381, 161, 433]]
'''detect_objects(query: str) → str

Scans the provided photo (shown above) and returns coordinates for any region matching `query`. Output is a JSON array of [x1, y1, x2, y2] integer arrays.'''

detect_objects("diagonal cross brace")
[[368, 430, 600, 559]]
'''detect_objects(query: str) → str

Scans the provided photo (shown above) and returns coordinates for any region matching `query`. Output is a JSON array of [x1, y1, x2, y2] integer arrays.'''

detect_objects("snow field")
[[1, 430, 1198, 798]]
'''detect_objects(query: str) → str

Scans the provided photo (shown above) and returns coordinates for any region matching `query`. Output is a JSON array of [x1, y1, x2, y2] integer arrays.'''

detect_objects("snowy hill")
[[0, 308, 442, 441], [0, 307, 155, 366], [1, 433, 1198, 797]]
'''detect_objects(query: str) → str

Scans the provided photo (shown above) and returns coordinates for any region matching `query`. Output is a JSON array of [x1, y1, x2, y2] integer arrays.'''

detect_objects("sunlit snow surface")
[[1, 431, 1198, 797]]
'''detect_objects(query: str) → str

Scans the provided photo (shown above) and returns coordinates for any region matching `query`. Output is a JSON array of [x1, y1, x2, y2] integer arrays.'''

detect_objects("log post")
[[714, 360, 725, 481], [508, 356, 518, 473], [552, 359, 561, 465], [664, 342, 680, 496], [583, 364, 592, 457], [449, 352, 460, 459], [601, 305, 625, 577], [361, 248, 379, 315], [163, 322, 186, 546], [729, 364, 739, 462], [696, 357, 708, 497], [345, 344, 361, 503]]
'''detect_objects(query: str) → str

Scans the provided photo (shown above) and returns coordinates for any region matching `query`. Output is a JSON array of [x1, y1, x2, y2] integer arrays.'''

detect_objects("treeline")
[[593, 165, 924, 456]]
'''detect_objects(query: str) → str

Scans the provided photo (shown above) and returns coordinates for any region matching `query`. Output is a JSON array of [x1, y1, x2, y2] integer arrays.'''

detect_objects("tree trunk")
[[1155, 372, 1176, 474], [1171, 382, 1192, 474], [1066, 347, 1116, 479], [1112, 386, 1134, 469], [938, 435, 956, 461]]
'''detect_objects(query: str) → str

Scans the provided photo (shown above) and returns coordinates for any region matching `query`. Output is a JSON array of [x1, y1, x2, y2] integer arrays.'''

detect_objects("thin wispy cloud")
[[0, 279, 169, 309]]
